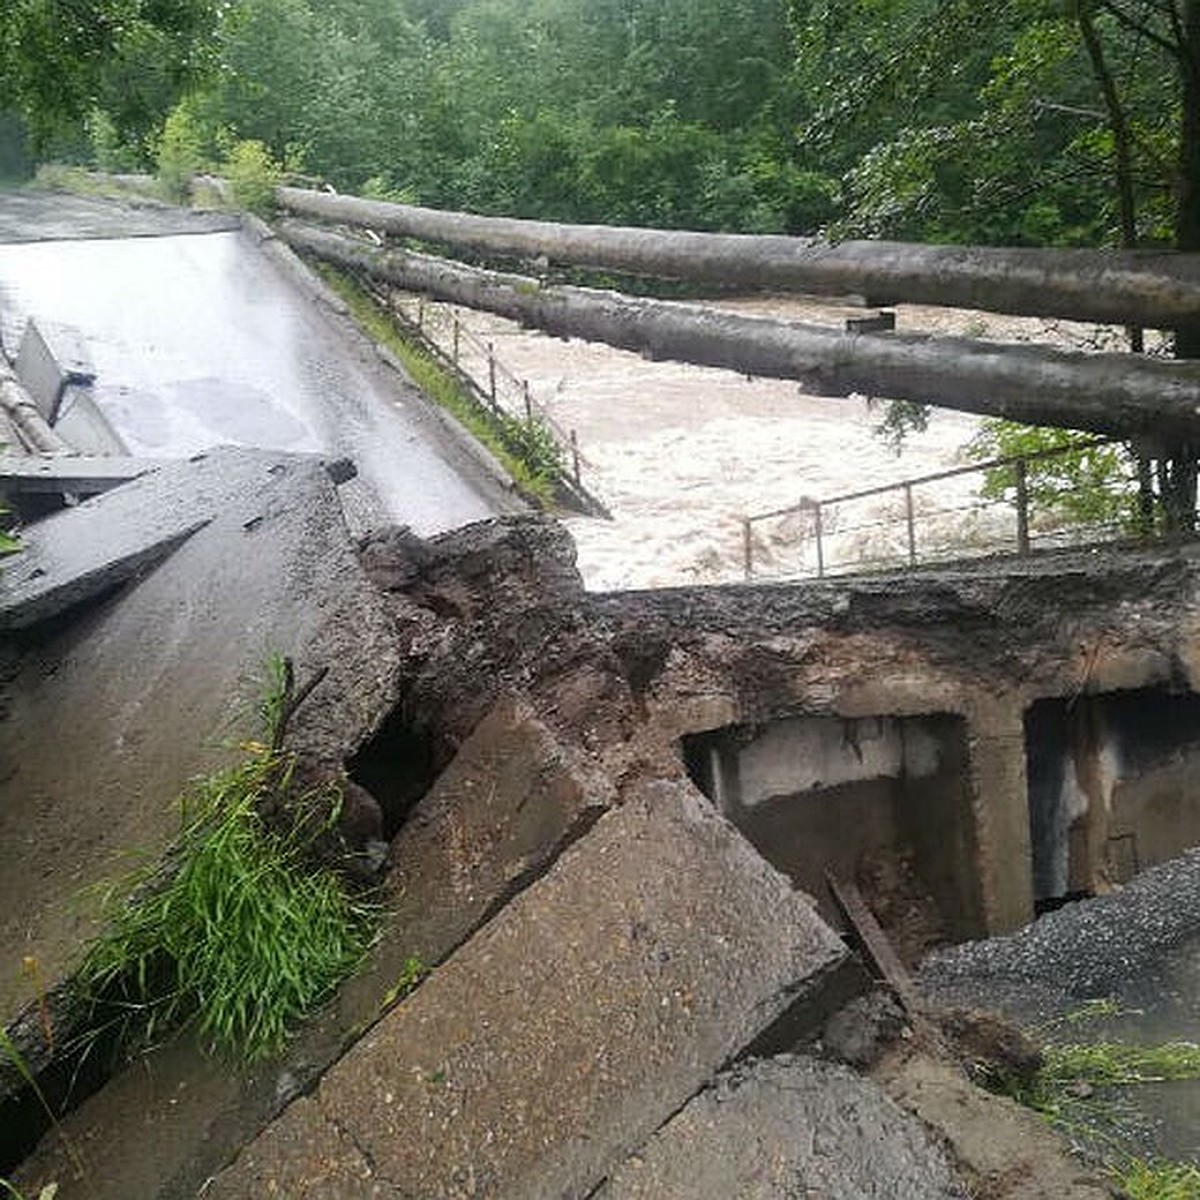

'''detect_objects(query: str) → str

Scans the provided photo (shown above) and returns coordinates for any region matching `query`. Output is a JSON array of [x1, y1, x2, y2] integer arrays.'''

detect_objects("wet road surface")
[[0, 192, 518, 534]]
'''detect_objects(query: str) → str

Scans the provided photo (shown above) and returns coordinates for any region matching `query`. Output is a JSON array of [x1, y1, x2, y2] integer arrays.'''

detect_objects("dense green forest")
[[0, 0, 1194, 251]]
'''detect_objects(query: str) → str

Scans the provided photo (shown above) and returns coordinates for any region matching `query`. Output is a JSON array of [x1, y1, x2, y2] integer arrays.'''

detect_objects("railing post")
[[452, 318, 460, 367], [416, 297, 424, 332], [1015, 458, 1031, 555], [815, 504, 825, 578], [570, 429, 581, 485], [523, 380, 533, 422], [904, 483, 917, 566], [742, 518, 753, 580], [487, 342, 497, 405]]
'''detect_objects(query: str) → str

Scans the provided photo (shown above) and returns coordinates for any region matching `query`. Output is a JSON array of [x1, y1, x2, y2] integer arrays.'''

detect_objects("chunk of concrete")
[[0, 447, 399, 1046], [877, 1051, 1115, 1200], [325, 693, 612, 1049], [51, 384, 127, 455], [596, 1055, 967, 1199], [0, 454, 158, 495], [206, 779, 851, 1199], [0, 447, 351, 630], [13, 320, 94, 422], [383, 693, 610, 962], [0, 457, 211, 630]]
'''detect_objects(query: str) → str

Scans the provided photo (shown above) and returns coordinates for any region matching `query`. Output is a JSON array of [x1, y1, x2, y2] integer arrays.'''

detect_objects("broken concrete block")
[[51, 384, 127, 455], [596, 1055, 967, 1199], [385, 693, 609, 961], [206, 779, 850, 1199], [0, 447, 357, 631], [328, 694, 610, 1040], [0, 448, 399, 1049], [13, 320, 95, 422]]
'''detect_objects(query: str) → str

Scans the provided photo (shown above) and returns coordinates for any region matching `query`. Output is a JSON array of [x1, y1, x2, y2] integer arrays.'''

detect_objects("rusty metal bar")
[[570, 429, 581, 486], [815, 503, 825, 578], [742, 517, 753, 580]]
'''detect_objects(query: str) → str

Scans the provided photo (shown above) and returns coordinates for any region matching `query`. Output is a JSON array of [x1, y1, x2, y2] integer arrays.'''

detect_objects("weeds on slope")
[[76, 656, 378, 1062], [981, 1002, 1200, 1198], [315, 265, 563, 507]]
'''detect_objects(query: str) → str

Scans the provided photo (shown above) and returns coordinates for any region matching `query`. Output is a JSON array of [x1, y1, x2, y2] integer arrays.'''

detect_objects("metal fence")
[[375, 286, 597, 498], [740, 439, 1137, 580]]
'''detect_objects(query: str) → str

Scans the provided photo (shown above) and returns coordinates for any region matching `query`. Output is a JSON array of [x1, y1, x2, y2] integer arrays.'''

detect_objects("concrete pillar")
[[965, 698, 1033, 934]]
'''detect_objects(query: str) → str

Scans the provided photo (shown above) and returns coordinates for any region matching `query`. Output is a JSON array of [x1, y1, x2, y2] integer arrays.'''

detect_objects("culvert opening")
[[1025, 686, 1200, 912], [347, 708, 438, 839], [682, 712, 980, 948]]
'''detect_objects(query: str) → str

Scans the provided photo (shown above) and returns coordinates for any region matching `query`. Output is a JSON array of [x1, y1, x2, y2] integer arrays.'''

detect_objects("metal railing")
[[362, 282, 609, 516], [740, 439, 1137, 580], [352, 280, 600, 516]]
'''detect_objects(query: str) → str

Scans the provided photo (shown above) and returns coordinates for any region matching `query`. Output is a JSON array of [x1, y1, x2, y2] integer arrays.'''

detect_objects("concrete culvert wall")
[[682, 712, 978, 945], [1025, 687, 1200, 906]]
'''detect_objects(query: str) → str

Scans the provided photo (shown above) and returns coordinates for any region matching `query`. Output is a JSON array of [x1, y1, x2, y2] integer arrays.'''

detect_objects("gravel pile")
[[920, 848, 1200, 1011]]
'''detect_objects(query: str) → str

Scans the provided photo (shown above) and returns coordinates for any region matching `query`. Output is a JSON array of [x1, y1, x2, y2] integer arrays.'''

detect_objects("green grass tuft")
[[1042, 1041, 1200, 1089], [315, 266, 561, 507], [1119, 1158, 1200, 1200], [984, 1010, 1200, 1196], [77, 660, 378, 1062]]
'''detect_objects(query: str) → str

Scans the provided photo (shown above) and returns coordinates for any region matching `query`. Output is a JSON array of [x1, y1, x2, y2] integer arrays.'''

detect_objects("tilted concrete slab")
[[51, 385, 129, 456], [317, 692, 615, 1072], [0, 447, 400, 1043], [206, 779, 850, 1199], [0, 458, 212, 630], [596, 1055, 966, 1199], [0, 448, 349, 630], [8, 693, 615, 1200], [381, 693, 611, 964], [0, 454, 157, 495], [13, 320, 95, 422]]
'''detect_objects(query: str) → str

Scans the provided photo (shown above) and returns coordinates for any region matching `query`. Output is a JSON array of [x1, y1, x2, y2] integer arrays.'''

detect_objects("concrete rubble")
[[3, 448, 1180, 1198], [206, 781, 850, 1199], [596, 1055, 967, 1200]]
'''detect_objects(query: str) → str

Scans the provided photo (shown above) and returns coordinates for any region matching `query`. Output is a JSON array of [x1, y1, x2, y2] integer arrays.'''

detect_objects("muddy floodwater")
[[404, 292, 1137, 590]]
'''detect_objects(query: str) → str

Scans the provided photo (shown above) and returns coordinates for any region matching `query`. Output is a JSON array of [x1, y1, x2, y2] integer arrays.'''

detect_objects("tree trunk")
[[1164, 0, 1200, 532], [279, 220, 1200, 442], [1075, 0, 1144, 352], [275, 186, 1200, 331]]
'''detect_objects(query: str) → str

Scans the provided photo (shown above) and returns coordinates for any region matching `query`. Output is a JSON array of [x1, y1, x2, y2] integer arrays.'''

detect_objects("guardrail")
[[358, 278, 609, 517], [740, 439, 1136, 580]]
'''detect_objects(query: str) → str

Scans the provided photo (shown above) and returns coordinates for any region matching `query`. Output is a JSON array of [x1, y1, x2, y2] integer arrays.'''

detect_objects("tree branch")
[[1097, 0, 1184, 57]]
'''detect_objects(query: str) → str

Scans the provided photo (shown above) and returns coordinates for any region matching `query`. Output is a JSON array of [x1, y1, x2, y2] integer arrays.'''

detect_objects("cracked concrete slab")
[[206, 778, 850, 1200], [596, 1054, 967, 1199], [0, 447, 400, 1047], [381, 693, 611, 964]]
